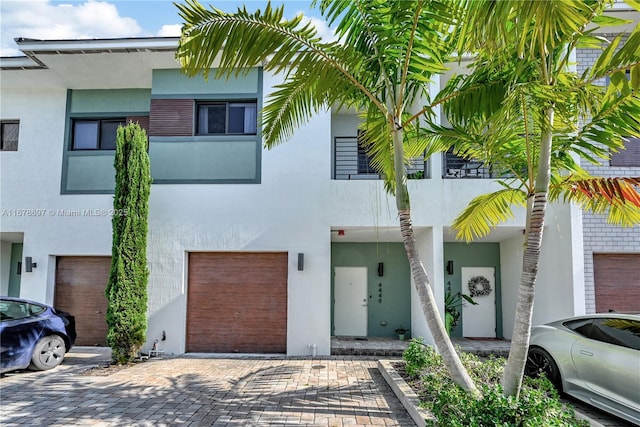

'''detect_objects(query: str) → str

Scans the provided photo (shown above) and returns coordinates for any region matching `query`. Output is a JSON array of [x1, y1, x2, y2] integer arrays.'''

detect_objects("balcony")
[[333, 136, 428, 180], [442, 148, 494, 179]]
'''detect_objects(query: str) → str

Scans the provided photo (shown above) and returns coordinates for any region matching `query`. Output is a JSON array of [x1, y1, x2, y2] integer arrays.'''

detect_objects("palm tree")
[[433, 0, 640, 397], [175, 0, 480, 395]]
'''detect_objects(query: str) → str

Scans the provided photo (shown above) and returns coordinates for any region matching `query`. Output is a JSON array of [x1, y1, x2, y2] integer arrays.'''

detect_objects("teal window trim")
[[61, 89, 150, 194], [151, 135, 259, 143], [61, 69, 263, 192], [151, 93, 260, 101], [148, 68, 263, 185], [149, 135, 262, 184]]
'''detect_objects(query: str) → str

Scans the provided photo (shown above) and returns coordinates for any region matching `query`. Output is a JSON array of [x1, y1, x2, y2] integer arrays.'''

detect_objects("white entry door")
[[462, 267, 496, 338], [334, 267, 368, 336]]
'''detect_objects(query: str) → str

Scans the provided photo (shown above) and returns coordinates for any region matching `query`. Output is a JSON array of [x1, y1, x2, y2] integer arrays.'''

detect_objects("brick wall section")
[[576, 35, 640, 313]]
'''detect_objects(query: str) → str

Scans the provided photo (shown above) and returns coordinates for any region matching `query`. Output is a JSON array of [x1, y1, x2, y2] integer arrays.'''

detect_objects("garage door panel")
[[187, 252, 288, 353], [189, 253, 287, 285], [55, 256, 110, 346], [594, 254, 640, 313]]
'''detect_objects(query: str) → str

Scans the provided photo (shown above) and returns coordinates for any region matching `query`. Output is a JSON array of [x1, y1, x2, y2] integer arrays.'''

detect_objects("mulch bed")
[[392, 361, 431, 402]]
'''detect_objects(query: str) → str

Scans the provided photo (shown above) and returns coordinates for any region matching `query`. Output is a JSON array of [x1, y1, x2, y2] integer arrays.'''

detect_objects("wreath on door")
[[468, 275, 492, 297]]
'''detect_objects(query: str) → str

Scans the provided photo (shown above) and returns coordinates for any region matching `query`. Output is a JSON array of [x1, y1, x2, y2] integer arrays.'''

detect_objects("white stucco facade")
[[1, 37, 588, 356]]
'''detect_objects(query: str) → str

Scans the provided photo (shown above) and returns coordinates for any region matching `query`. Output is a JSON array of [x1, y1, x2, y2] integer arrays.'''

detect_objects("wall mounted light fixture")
[[25, 257, 37, 272], [297, 253, 304, 271], [446, 260, 454, 275]]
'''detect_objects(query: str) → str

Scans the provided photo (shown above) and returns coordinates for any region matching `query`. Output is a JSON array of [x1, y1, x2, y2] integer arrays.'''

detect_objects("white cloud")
[[1, 0, 142, 56], [157, 24, 182, 37], [297, 12, 337, 43]]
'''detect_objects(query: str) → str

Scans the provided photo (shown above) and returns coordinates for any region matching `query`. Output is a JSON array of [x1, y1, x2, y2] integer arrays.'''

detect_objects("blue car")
[[1, 297, 76, 373]]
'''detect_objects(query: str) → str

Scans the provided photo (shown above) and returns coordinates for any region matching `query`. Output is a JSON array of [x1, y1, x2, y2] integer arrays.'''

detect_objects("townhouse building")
[[0, 18, 636, 355], [576, 28, 640, 314]]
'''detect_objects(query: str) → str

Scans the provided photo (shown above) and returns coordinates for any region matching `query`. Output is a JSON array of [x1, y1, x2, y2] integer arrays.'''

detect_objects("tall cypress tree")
[[106, 122, 151, 364]]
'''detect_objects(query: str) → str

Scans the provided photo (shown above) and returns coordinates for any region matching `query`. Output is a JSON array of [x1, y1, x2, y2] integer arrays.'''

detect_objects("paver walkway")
[[1, 347, 632, 427], [0, 352, 415, 427]]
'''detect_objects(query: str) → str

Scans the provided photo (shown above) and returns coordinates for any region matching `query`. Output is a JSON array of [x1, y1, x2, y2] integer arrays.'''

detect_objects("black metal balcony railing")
[[333, 136, 427, 180], [442, 149, 494, 179]]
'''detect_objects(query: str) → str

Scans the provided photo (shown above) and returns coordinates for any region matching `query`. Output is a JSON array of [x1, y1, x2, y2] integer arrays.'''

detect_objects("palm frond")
[[589, 23, 640, 82], [462, 0, 606, 61], [438, 65, 515, 128], [319, 0, 462, 116], [177, 0, 331, 79], [452, 189, 527, 242], [554, 176, 640, 226], [358, 108, 395, 189], [570, 88, 640, 163], [176, 0, 386, 147]]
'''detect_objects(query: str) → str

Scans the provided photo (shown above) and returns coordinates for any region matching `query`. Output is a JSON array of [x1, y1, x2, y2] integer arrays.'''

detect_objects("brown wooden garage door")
[[55, 256, 110, 346], [187, 252, 288, 353], [594, 254, 640, 313]]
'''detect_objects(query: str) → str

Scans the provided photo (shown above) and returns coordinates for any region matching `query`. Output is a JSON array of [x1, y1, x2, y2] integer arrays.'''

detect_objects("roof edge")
[[13, 36, 180, 53], [0, 55, 44, 70]]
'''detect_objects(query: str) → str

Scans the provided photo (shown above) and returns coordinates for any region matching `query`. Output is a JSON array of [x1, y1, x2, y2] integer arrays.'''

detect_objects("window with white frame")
[[196, 101, 257, 135]]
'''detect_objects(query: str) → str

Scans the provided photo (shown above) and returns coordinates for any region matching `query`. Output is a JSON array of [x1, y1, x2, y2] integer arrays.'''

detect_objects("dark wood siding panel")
[[611, 138, 640, 167], [187, 252, 288, 353], [594, 254, 640, 313], [149, 99, 193, 136], [127, 115, 150, 135], [55, 256, 111, 346]]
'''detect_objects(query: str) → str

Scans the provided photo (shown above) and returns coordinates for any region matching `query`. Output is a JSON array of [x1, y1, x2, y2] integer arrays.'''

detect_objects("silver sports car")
[[525, 313, 640, 425]]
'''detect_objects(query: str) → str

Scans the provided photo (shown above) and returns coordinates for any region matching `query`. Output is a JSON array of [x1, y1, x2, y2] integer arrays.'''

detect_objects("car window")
[[566, 318, 640, 350], [0, 301, 45, 321], [0, 301, 29, 321], [565, 319, 592, 335], [27, 303, 46, 316]]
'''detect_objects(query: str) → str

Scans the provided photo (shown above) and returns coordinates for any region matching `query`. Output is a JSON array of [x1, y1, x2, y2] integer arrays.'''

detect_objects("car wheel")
[[525, 346, 562, 391], [29, 335, 66, 371]]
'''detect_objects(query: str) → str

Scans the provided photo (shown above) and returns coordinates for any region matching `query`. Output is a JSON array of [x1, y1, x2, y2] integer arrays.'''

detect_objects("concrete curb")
[[378, 359, 434, 427], [378, 359, 606, 427]]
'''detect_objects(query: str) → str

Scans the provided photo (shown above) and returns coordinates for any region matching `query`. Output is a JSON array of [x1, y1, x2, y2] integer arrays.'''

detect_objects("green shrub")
[[402, 344, 589, 427], [106, 122, 151, 364], [403, 338, 434, 378]]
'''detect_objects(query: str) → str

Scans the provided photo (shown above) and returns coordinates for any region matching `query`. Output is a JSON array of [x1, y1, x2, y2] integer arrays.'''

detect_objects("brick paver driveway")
[[0, 351, 416, 427]]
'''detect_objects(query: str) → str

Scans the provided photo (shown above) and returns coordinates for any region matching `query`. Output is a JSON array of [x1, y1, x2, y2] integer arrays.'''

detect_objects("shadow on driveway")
[[0, 353, 416, 426]]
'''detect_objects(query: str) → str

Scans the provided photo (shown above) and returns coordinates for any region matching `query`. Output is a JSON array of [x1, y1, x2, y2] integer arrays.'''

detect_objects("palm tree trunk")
[[501, 106, 554, 398], [399, 209, 481, 396], [393, 128, 480, 397]]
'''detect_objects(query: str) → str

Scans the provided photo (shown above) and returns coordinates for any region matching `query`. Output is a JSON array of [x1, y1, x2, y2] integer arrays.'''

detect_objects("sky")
[[0, 0, 331, 57]]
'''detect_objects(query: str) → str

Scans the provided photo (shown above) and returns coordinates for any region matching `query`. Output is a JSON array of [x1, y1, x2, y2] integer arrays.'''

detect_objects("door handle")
[[579, 350, 593, 357]]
